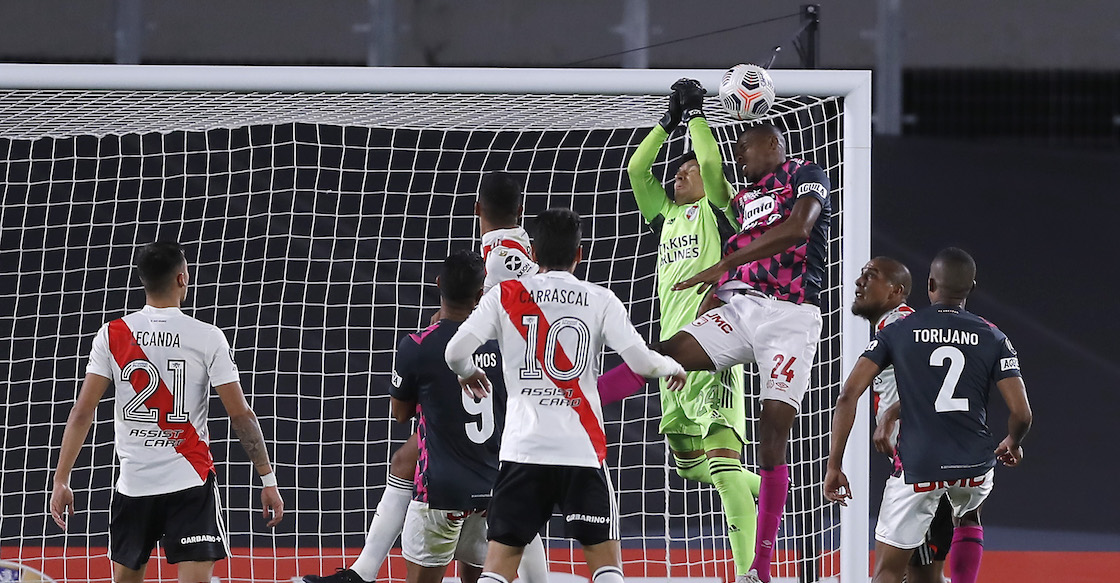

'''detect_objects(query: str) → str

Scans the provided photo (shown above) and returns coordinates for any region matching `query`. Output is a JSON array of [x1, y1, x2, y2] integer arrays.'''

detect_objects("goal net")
[[0, 65, 870, 583]]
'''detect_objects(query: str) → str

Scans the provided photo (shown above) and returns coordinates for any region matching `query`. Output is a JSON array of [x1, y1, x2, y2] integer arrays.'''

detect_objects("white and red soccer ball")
[[718, 63, 776, 120]]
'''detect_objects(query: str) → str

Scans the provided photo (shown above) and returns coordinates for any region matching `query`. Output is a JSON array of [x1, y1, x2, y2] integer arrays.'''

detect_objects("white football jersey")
[[481, 227, 538, 292], [871, 303, 914, 451], [86, 305, 240, 496], [459, 271, 650, 467]]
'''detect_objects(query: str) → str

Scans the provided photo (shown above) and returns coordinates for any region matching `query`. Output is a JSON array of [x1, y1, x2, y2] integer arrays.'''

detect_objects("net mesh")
[[0, 89, 845, 582]]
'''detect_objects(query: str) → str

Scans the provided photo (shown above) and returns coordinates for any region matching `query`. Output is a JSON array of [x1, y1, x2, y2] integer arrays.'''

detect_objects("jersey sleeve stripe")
[[499, 280, 607, 463], [108, 319, 214, 482]]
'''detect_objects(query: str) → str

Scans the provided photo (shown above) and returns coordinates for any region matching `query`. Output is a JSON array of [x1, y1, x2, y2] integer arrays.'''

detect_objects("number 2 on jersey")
[[121, 358, 189, 423], [930, 346, 968, 412]]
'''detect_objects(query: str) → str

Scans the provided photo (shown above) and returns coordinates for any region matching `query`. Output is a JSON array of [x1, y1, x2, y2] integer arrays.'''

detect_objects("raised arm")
[[217, 382, 284, 527], [50, 373, 111, 530], [688, 116, 735, 209], [626, 124, 673, 223], [994, 376, 1032, 467], [824, 356, 883, 505]]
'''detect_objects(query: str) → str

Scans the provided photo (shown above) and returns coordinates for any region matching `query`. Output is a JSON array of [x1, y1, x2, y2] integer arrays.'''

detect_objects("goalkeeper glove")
[[658, 87, 683, 132], [673, 78, 707, 122]]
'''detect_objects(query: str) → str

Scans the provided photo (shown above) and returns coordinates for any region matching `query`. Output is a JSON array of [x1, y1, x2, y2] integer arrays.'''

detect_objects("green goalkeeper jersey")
[[627, 118, 737, 340]]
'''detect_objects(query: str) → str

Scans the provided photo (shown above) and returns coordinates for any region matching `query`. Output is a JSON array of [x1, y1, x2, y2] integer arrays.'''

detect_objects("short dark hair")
[[439, 249, 485, 304], [873, 256, 913, 299], [531, 208, 582, 270], [931, 247, 977, 299], [136, 241, 186, 294], [738, 122, 786, 151], [477, 171, 523, 226]]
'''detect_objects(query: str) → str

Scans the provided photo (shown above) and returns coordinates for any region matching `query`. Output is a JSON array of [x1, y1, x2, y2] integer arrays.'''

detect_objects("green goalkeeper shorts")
[[658, 365, 747, 445]]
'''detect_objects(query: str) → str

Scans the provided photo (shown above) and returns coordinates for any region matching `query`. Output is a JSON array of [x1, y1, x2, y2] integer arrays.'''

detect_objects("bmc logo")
[[694, 313, 734, 334], [913, 475, 987, 493]]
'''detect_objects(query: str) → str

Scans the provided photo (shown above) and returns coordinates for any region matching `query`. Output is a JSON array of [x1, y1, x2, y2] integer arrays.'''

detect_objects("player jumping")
[[851, 256, 951, 583], [652, 119, 832, 583], [619, 78, 761, 577], [446, 209, 687, 583], [826, 248, 1033, 583], [50, 241, 284, 583]]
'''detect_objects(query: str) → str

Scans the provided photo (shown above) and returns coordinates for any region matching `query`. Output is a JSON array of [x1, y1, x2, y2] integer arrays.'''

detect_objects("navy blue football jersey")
[[862, 304, 1021, 483], [390, 319, 507, 510]]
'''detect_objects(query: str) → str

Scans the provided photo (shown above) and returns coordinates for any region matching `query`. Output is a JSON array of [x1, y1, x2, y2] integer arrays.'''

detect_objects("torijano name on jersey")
[[912, 328, 980, 346]]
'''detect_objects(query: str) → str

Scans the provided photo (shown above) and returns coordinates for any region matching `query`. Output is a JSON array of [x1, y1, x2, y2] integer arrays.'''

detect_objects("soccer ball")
[[718, 64, 776, 120]]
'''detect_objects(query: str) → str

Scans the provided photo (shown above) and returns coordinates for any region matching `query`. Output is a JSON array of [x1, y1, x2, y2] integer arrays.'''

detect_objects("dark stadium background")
[[1, 0, 1117, 573]]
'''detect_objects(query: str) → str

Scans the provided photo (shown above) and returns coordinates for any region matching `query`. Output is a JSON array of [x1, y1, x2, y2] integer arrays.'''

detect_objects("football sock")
[[350, 473, 413, 580], [480, 572, 510, 583], [673, 453, 713, 484], [949, 525, 984, 583], [597, 363, 647, 405], [702, 427, 761, 498], [518, 534, 551, 583], [709, 456, 758, 575], [592, 566, 625, 583], [749, 465, 790, 583]]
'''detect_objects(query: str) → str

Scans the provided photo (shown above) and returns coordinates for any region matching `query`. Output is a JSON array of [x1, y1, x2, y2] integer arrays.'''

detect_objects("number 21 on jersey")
[[121, 358, 190, 423]]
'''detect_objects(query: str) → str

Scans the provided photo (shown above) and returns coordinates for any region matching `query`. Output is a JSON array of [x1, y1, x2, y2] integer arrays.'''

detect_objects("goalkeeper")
[[629, 80, 761, 578]]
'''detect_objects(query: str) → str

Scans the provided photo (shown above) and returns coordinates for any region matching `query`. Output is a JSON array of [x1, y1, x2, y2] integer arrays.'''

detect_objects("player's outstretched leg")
[[746, 401, 797, 583], [949, 507, 984, 583], [703, 427, 760, 579], [304, 433, 420, 583]]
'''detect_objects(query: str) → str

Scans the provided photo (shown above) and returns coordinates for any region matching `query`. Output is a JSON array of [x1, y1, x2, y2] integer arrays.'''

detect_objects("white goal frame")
[[0, 64, 871, 583]]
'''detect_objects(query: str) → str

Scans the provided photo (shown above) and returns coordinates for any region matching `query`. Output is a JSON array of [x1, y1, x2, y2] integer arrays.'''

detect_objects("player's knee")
[[956, 507, 982, 527], [389, 446, 419, 479]]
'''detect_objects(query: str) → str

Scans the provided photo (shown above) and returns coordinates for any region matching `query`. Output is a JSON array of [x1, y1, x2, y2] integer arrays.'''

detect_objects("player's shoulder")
[[963, 310, 1010, 343], [877, 303, 915, 331], [401, 320, 444, 349]]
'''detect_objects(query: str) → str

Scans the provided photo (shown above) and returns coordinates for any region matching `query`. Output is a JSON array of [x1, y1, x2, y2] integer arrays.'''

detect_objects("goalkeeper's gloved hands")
[[658, 85, 683, 132], [673, 78, 707, 122]]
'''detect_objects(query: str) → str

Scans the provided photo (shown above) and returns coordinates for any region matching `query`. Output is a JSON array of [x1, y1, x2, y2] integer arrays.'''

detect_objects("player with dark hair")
[[852, 257, 951, 583], [50, 241, 283, 583], [616, 78, 760, 577], [651, 121, 832, 583], [446, 208, 687, 583], [825, 248, 1033, 583], [390, 250, 506, 583], [305, 173, 548, 583]]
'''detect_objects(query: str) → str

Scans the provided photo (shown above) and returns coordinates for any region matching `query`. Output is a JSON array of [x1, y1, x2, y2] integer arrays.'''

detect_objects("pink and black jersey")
[[85, 306, 240, 497], [719, 158, 831, 305], [457, 271, 652, 468], [390, 320, 506, 511], [481, 227, 538, 293]]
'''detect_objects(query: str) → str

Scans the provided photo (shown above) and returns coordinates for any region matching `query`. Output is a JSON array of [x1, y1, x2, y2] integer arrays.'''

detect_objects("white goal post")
[[0, 64, 870, 583]]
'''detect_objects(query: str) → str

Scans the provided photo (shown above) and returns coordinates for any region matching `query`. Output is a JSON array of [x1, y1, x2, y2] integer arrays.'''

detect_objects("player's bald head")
[[872, 256, 912, 299], [929, 247, 976, 301], [477, 171, 524, 226]]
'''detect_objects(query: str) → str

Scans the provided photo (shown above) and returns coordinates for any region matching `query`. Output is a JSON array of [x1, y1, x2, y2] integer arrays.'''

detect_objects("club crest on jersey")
[[391, 370, 402, 387], [864, 339, 879, 352], [736, 191, 778, 231], [1005, 338, 1017, 356], [685, 205, 699, 221]]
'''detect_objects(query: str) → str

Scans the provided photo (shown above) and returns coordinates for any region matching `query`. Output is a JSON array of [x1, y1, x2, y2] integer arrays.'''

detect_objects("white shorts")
[[401, 500, 488, 568], [875, 468, 994, 549], [681, 292, 822, 412]]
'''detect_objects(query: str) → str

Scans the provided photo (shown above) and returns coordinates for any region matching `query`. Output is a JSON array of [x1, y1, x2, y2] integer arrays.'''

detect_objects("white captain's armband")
[[796, 182, 828, 198]]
